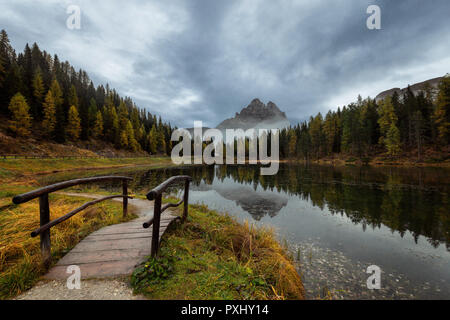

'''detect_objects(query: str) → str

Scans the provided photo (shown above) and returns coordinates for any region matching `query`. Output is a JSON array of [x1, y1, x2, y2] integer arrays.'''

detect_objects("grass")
[[1, 158, 305, 300], [131, 199, 305, 300], [0, 156, 172, 177], [0, 184, 137, 299], [0, 156, 168, 299]]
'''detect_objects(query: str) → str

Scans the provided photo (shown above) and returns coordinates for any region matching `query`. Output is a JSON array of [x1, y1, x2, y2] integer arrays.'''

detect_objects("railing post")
[[151, 194, 162, 257], [183, 179, 190, 222], [122, 179, 128, 217], [39, 194, 51, 268]]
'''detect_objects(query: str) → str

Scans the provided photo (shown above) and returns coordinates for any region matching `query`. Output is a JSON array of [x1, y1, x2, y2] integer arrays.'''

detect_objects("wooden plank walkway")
[[44, 193, 178, 280]]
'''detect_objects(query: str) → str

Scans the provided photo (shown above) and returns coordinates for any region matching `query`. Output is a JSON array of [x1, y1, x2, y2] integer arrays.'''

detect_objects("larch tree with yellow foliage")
[[8, 93, 32, 137], [92, 110, 103, 138], [66, 105, 81, 140], [432, 77, 450, 146], [378, 97, 401, 157], [42, 90, 56, 137]]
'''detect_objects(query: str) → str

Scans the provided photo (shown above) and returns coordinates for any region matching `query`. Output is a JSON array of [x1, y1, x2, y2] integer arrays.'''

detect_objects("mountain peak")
[[217, 99, 290, 130], [375, 76, 444, 102]]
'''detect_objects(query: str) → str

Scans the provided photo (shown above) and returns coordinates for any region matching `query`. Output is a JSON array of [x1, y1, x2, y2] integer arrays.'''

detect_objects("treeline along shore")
[[0, 29, 449, 165]]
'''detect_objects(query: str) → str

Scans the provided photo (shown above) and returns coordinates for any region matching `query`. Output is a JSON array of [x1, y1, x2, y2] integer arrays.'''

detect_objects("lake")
[[39, 163, 450, 299]]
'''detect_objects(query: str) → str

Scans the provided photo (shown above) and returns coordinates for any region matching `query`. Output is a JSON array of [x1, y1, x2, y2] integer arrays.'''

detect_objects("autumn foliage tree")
[[42, 90, 56, 137], [433, 77, 450, 146], [0, 29, 174, 155], [66, 105, 81, 140], [8, 93, 32, 137], [92, 110, 103, 138]]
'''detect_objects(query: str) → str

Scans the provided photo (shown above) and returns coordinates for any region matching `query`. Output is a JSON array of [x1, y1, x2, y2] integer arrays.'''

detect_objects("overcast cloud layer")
[[1, 0, 449, 127]]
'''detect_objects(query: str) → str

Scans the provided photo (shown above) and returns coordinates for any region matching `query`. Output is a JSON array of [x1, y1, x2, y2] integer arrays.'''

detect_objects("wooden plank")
[[56, 248, 150, 265]]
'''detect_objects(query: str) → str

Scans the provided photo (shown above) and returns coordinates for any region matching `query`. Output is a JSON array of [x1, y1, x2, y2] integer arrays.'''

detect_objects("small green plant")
[[131, 256, 175, 291]]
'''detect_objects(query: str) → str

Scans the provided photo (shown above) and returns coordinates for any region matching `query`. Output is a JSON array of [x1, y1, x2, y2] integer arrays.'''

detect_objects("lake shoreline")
[[281, 157, 450, 168], [2, 156, 450, 182]]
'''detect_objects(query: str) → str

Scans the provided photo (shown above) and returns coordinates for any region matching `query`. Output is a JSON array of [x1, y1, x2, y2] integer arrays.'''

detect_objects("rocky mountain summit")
[[375, 75, 447, 102], [217, 98, 290, 130]]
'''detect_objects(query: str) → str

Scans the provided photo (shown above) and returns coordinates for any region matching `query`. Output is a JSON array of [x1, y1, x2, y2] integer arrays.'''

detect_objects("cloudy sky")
[[1, 0, 449, 128]]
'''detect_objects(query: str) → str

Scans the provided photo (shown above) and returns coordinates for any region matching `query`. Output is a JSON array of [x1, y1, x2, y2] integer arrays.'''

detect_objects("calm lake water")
[[39, 164, 450, 299]]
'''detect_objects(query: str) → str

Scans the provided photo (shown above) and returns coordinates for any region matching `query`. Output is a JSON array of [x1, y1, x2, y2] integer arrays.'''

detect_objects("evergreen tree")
[[323, 111, 337, 155], [378, 97, 401, 155], [433, 77, 450, 146], [32, 70, 45, 118], [93, 110, 103, 138], [412, 110, 424, 160], [66, 105, 81, 140], [68, 85, 79, 109], [309, 114, 323, 159], [0, 30, 14, 112], [385, 124, 401, 157], [288, 130, 297, 158], [8, 93, 32, 137], [148, 124, 157, 154], [50, 79, 65, 142], [119, 130, 128, 148], [42, 90, 56, 137], [157, 128, 166, 154], [0, 53, 5, 88], [126, 120, 139, 151], [87, 98, 98, 137]]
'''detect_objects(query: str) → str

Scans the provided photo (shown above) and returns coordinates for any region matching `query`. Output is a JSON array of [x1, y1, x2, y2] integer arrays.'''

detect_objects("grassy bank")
[[131, 199, 305, 300], [287, 153, 450, 167], [0, 185, 136, 299], [0, 156, 172, 178]]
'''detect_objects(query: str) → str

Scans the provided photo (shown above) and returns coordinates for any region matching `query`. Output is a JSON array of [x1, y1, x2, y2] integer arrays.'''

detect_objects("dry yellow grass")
[[0, 193, 136, 299]]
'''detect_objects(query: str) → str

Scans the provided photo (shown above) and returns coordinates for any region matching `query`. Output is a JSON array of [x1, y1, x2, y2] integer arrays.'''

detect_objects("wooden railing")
[[143, 176, 192, 257], [12, 176, 133, 267]]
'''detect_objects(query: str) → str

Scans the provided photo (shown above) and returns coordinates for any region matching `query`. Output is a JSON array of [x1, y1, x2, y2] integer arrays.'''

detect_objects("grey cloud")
[[1, 0, 449, 127]]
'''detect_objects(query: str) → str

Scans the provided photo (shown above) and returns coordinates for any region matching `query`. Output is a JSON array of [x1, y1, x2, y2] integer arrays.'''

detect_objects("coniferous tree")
[[92, 110, 104, 138], [0, 53, 5, 89], [87, 98, 97, 136], [126, 120, 139, 152], [157, 128, 166, 154], [0, 33, 174, 154], [119, 130, 128, 148], [148, 124, 157, 154], [66, 105, 81, 140], [8, 93, 32, 137], [433, 77, 450, 146], [288, 130, 297, 158], [385, 124, 401, 157], [42, 90, 56, 137], [68, 85, 78, 109], [32, 70, 45, 118], [412, 110, 424, 160], [50, 79, 65, 141], [378, 97, 401, 156]]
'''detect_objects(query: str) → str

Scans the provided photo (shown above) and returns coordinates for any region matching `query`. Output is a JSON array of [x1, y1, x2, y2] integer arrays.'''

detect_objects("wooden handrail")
[[142, 199, 183, 228], [13, 176, 133, 204], [11, 176, 133, 267], [31, 195, 134, 237], [143, 175, 192, 257], [146, 175, 192, 200]]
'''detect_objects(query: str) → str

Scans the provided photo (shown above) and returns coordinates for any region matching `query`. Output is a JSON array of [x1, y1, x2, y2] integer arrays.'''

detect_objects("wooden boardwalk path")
[[44, 193, 178, 280]]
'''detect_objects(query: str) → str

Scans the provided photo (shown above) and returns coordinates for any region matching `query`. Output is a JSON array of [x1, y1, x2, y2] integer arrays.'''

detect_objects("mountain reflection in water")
[[38, 163, 450, 298], [192, 181, 289, 220], [119, 164, 449, 251]]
